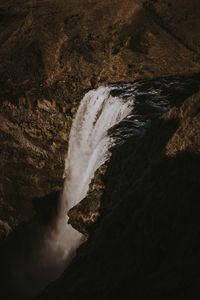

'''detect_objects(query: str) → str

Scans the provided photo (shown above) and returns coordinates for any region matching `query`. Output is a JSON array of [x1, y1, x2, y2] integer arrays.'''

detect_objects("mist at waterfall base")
[[1, 75, 200, 299]]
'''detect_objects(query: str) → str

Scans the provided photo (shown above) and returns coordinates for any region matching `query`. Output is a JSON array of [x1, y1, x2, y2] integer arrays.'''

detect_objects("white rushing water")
[[48, 86, 134, 263], [62, 86, 134, 210], [43, 86, 134, 276]]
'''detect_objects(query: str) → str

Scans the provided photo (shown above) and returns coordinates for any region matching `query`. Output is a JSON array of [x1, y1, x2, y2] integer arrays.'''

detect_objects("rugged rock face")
[[1, 0, 200, 235], [0, 0, 200, 299], [68, 165, 107, 236]]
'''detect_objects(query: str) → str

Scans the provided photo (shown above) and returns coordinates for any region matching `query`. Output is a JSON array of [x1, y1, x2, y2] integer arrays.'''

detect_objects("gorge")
[[1, 0, 200, 299]]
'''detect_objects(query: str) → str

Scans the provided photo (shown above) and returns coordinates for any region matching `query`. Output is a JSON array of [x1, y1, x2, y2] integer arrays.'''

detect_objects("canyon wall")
[[0, 1, 200, 299]]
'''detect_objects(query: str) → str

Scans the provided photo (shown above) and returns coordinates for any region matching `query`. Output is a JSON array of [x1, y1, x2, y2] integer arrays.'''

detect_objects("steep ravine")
[[0, 0, 200, 299]]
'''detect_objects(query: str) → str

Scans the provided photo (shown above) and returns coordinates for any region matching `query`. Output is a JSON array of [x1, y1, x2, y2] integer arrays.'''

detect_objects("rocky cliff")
[[0, 0, 200, 299], [1, 0, 200, 237]]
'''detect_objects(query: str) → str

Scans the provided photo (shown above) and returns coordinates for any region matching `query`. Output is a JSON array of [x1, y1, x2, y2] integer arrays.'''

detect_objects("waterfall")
[[54, 75, 194, 264], [57, 77, 183, 263], [62, 86, 134, 210], [53, 86, 134, 263]]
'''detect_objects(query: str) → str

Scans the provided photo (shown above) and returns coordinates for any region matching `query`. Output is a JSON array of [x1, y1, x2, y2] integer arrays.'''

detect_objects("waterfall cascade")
[[57, 75, 197, 263], [62, 86, 134, 211], [56, 85, 134, 262]]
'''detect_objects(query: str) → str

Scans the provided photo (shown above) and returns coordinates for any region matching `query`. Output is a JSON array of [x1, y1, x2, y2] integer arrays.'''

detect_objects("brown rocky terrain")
[[1, 0, 200, 236], [0, 0, 200, 299]]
